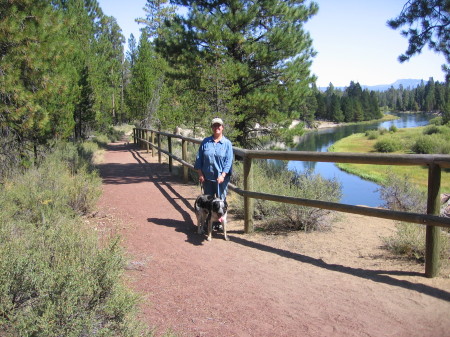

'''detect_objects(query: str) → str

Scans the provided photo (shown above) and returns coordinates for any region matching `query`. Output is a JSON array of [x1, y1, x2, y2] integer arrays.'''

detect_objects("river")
[[286, 113, 433, 207]]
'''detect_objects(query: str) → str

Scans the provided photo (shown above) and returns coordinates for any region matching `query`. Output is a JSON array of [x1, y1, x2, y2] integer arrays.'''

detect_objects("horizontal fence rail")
[[133, 127, 450, 277]]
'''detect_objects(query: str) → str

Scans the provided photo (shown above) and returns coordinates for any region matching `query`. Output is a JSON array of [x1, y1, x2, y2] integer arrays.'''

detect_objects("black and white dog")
[[194, 194, 229, 241]]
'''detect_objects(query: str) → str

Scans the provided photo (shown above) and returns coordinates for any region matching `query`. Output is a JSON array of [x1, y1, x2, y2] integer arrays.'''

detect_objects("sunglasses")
[[212, 124, 223, 128]]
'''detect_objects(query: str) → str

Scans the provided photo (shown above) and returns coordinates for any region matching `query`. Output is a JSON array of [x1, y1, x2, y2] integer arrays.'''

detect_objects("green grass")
[[329, 128, 450, 192]]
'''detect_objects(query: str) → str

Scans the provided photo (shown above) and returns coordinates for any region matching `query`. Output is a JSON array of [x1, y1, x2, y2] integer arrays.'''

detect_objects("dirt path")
[[96, 141, 450, 337]]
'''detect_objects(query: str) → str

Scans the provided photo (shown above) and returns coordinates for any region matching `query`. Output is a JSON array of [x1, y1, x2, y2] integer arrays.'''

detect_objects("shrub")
[[378, 173, 449, 262], [0, 142, 150, 336], [429, 116, 443, 126], [374, 138, 401, 153], [2, 143, 101, 223], [231, 160, 342, 231], [377, 173, 426, 213], [378, 127, 388, 135], [0, 218, 143, 336], [382, 222, 449, 262], [423, 125, 440, 135], [440, 142, 450, 154], [78, 140, 101, 165], [365, 130, 379, 140], [382, 222, 427, 261], [413, 125, 450, 154], [411, 135, 441, 154], [389, 125, 398, 133]]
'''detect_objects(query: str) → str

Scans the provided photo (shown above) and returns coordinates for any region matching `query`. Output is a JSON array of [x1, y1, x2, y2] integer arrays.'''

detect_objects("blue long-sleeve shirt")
[[194, 136, 233, 181]]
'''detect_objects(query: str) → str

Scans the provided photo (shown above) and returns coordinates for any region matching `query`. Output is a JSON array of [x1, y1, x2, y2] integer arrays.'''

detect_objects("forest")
[[312, 78, 448, 123], [2, 0, 449, 172]]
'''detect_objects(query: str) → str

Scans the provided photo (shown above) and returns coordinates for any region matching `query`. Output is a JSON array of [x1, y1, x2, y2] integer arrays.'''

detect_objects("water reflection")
[[284, 113, 432, 207]]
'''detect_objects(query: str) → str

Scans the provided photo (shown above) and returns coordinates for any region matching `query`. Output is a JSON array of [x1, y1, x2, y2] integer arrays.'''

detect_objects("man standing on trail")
[[194, 117, 233, 201]]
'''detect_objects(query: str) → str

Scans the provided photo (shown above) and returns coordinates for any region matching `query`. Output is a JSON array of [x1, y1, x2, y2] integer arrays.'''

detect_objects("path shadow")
[[227, 235, 450, 302], [147, 217, 210, 246], [106, 143, 450, 303], [98, 162, 153, 185]]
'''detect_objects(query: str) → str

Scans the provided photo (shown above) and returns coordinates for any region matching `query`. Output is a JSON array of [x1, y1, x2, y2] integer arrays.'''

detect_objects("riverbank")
[[291, 114, 400, 131], [329, 128, 450, 192]]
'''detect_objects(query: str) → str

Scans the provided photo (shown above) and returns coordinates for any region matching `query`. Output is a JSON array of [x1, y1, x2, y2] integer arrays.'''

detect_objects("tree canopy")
[[1, 0, 125, 169], [387, 0, 450, 81], [2, 0, 448, 175], [155, 0, 319, 146]]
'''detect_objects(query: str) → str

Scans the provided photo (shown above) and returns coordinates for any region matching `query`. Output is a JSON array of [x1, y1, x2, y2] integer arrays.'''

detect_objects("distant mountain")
[[362, 79, 424, 91], [319, 79, 424, 92]]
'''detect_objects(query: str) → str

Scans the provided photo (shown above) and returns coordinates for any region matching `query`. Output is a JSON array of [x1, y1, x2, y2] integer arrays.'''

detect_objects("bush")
[[378, 173, 449, 262], [412, 134, 441, 154], [410, 124, 450, 154], [382, 222, 427, 261], [378, 127, 388, 135], [231, 160, 342, 231], [389, 125, 398, 133], [0, 142, 150, 336], [2, 144, 101, 223], [423, 125, 440, 135], [377, 173, 426, 213], [429, 116, 443, 126], [365, 130, 379, 140], [374, 138, 401, 153]]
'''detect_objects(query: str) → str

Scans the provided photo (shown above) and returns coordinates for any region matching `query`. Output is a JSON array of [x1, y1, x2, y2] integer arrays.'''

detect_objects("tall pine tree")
[[157, 0, 318, 146]]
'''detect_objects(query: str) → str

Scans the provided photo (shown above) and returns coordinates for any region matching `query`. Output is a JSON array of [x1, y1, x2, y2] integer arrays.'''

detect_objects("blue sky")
[[98, 0, 446, 87]]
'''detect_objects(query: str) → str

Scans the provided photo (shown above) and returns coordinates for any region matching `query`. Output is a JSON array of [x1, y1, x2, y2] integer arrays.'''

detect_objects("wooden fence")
[[133, 127, 450, 278]]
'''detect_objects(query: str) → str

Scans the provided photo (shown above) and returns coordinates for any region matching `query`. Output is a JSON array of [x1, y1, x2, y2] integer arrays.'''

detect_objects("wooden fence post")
[[157, 131, 162, 164], [182, 139, 188, 183], [138, 129, 141, 148], [133, 129, 136, 145], [168, 136, 173, 173], [425, 163, 441, 278], [243, 155, 254, 233], [145, 130, 149, 153], [151, 131, 155, 157]]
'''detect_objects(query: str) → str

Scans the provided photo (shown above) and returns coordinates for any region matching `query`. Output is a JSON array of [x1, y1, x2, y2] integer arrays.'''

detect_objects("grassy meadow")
[[328, 126, 450, 192]]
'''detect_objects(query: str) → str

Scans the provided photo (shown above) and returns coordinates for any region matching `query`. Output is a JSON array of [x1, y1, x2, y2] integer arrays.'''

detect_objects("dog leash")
[[201, 177, 221, 198]]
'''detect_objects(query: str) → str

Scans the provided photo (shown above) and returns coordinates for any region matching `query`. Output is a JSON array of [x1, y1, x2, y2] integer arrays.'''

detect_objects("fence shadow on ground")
[[124, 144, 450, 303]]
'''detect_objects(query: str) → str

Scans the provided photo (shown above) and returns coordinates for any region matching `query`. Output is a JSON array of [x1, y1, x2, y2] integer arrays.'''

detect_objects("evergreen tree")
[[330, 94, 344, 122], [315, 91, 327, 120], [157, 0, 318, 146], [126, 32, 167, 127], [443, 93, 450, 124], [90, 15, 125, 128], [136, 0, 177, 39], [74, 66, 96, 139], [0, 0, 75, 155], [127, 34, 138, 67], [341, 97, 354, 122], [369, 91, 382, 119], [424, 77, 436, 111], [388, 0, 450, 81], [300, 92, 318, 126], [324, 83, 335, 120]]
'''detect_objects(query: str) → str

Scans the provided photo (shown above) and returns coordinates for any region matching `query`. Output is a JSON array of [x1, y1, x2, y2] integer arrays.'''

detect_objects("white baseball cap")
[[211, 117, 224, 126]]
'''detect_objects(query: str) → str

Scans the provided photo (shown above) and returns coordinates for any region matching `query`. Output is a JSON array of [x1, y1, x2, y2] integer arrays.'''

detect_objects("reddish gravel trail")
[[96, 140, 450, 337]]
